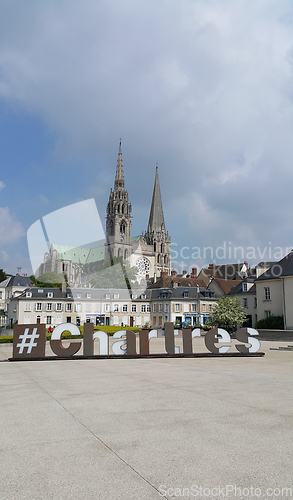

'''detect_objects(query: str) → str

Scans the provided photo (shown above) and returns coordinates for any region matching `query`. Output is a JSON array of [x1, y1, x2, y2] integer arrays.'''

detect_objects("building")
[[198, 262, 249, 286], [254, 253, 293, 330], [207, 277, 242, 299], [0, 275, 32, 327], [150, 286, 216, 328], [9, 286, 152, 329], [38, 142, 171, 287], [227, 278, 257, 327]]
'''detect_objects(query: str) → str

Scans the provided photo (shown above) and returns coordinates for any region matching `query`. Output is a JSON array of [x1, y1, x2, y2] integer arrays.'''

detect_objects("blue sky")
[[1, 0, 293, 275]]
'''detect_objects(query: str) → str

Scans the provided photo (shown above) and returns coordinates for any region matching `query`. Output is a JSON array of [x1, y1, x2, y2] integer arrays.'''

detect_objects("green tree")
[[0, 269, 7, 282], [30, 272, 66, 288], [89, 257, 139, 289], [207, 296, 247, 332]]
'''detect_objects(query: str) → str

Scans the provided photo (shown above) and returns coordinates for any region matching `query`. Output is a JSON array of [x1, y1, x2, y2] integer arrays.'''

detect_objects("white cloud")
[[0, 181, 5, 191], [1, 0, 293, 263], [0, 207, 25, 244]]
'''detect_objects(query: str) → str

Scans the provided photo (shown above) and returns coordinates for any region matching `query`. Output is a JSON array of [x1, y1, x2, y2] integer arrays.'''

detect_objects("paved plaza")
[[0, 338, 292, 499]]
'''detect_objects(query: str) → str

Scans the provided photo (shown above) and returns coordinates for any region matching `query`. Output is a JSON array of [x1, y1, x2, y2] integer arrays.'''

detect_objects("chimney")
[[171, 270, 177, 276], [160, 271, 168, 277], [62, 279, 66, 293], [182, 270, 187, 275], [191, 267, 197, 278]]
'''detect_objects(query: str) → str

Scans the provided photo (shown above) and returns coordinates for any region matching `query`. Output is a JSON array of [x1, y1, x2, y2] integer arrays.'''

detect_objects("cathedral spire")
[[114, 140, 125, 190], [147, 166, 166, 236]]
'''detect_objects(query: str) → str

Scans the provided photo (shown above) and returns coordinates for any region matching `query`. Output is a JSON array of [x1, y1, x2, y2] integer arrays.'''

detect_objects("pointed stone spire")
[[147, 166, 166, 236], [114, 140, 125, 190]]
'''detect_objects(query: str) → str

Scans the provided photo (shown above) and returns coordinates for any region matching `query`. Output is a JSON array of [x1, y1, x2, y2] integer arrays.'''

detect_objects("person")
[[48, 326, 53, 333]]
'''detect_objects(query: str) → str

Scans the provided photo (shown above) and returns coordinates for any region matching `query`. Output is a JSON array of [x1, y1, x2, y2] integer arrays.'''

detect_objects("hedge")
[[0, 326, 141, 343]]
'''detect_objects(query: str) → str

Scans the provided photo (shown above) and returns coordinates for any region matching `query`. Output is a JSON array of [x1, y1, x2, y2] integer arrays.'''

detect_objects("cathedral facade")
[[38, 142, 171, 286], [105, 142, 171, 283]]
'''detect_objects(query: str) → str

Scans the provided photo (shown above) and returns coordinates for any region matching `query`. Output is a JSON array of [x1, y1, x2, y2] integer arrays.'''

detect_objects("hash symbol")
[[16, 328, 40, 354]]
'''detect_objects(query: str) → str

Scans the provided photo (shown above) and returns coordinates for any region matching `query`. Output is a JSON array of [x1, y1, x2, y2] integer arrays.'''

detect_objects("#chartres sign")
[[11, 322, 262, 360]]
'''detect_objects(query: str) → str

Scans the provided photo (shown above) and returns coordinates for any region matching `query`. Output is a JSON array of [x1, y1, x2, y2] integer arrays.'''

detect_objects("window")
[[26, 292, 32, 298], [159, 303, 162, 312], [113, 304, 119, 312], [209, 304, 213, 312], [254, 297, 257, 308], [0, 291, 2, 299], [243, 298, 248, 308], [202, 304, 206, 312], [153, 316, 157, 325], [77, 293, 81, 299], [140, 304, 146, 313], [86, 303, 92, 312], [122, 304, 128, 312], [47, 303, 52, 311], [153, 303, 156, 312], [192, 304, 197, 312], [242, 283, 248, 292], [104, 304, 110, 312], [75, 303, 82, 312], [105, 293, 110, 299], [264, 287, 270, 300], [113, 293, 119, 299], [95, 303, 101, 313], [87, 293, 92, 299], [48, 292, 53, 298], [46, 316, 52, 325], [36, 303, 42, 311], [147, 305, 151, 312], [56, 303, 62, 311], [183, 291, 189, 298], [24, 303, 31, 312], [131, 293, 137, 299], [66, 303, 72, 312], [38, 289, 44, 293], [141, 294, 146, 299], [265, 310, 271, 318], [131, 304, 137, 313], [67, 293, 72, 298], [164, 303, 169, 312], [175, 303, 180, 312]]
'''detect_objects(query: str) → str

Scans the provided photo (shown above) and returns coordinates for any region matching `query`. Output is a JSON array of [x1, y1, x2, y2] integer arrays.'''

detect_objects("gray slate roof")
[[0, 276, 32, 287], [255, 252, 293, 281]]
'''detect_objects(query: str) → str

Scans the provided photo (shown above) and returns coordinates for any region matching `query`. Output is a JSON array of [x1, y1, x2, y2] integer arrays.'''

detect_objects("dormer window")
[[26, 292, 32, 298], [48, 292, 53, 298], [242, 283, 248, 292], [183, 291, 189, 298]]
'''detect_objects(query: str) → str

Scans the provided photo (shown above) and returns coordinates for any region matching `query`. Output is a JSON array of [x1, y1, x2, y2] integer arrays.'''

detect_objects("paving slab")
[[0, 340, 293, 499]]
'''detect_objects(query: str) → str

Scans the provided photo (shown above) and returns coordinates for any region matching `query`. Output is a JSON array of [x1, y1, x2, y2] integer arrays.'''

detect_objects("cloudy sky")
[[1, 0, 293, 275]]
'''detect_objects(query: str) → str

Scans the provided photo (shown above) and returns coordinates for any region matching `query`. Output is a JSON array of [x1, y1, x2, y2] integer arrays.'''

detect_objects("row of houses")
[[4, 282, 217, 328], [2, 252, 293, 329]]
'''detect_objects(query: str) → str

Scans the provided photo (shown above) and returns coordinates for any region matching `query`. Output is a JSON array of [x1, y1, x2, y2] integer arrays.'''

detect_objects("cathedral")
[[38, 142, 171, 286]]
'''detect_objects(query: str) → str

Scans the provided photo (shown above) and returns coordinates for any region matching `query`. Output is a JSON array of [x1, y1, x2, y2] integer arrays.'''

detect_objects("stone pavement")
[[0, 339, 292, 500]]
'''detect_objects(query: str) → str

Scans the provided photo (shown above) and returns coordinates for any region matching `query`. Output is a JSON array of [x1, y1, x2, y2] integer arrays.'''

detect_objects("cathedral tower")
[[145, 167, 171, 278], [105, 141, 132, 261]]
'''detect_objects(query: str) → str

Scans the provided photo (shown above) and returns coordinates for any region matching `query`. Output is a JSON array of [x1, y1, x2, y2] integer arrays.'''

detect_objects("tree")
[[89, 257, 139, 289], [207, 296, 247, 332], [30, 272, 66, 288], [0, 269, 7, 282]]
